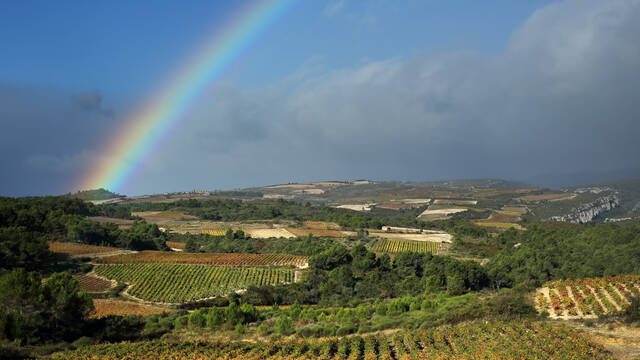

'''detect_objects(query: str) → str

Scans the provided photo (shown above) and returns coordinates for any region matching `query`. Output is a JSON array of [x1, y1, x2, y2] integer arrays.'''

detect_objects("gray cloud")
[[136, 0, 640, 194]]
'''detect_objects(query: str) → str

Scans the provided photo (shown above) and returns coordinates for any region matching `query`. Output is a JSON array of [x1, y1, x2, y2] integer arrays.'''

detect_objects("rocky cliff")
[[549, 194, 620, 224]]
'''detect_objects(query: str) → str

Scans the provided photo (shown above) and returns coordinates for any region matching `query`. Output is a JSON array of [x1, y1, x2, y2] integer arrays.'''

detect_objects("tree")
[[0, 269, 93, 344]]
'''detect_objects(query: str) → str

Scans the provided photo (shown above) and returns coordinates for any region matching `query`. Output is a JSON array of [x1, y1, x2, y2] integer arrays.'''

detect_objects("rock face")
[[549, 194, 620, 224]]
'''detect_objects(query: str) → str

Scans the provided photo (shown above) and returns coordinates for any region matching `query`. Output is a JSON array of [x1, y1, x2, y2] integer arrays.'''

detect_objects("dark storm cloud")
[[0, 85, 113, 195]]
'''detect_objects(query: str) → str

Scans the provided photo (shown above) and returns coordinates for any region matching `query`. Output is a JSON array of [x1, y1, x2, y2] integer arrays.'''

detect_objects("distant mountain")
[[69, 188, 122, 201], [525, 168, 640, 189], [414, 179, 533, 189]]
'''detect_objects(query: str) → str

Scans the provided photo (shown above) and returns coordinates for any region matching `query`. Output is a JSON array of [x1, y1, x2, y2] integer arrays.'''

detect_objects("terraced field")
[[536, 275, 640, 319], [94, 263, 296, 303], [96, 251, 308, 268], [52, 319, 613, 359]]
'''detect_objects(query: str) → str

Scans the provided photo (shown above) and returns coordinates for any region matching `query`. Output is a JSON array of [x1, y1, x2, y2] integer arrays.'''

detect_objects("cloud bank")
[[1, 0, 639, 195]]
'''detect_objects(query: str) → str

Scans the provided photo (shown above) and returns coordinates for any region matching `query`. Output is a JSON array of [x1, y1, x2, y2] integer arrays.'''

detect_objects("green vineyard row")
[[94, 264, 295, 303], [375, 239, 441, 254], [52, 319, 612, 359]]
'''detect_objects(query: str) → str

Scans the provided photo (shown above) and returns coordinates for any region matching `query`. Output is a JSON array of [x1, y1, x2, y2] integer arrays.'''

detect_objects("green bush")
[[257, 322, 270, 336], [206, 308, 225, 328], [336, 323, 357, 336], [173, 316, 188, 329], [188, 311, 206, 328], [275, 315, 293, 336], [375, 301, 387, 316]]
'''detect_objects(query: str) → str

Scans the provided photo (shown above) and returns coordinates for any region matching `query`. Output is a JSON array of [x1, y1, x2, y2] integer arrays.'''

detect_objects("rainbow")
[[77, 0, 296, 193]]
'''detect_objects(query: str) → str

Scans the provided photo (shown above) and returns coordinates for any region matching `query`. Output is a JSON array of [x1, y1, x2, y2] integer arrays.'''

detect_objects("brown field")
[[132, 210, 198, 220], [501, 205, 528, 214], [49, 242, 122, 256], [286, 228, 346, 237], [377, 201, 405, 209], [96, 251, 309, 268], [473, 221, 524, 230], [515, 193, 574, 202], [433, 199, 478, 205], [303, 221, 340, 230], [166, 241, 186, 249], [293, 188, 325, 194], [245, 228, 296, 239], [90, 299, 167, 318], [73, 274, 114, 293]]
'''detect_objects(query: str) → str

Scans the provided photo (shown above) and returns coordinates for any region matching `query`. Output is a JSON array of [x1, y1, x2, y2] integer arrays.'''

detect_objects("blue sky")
[[2, 0, 640, 196], [0, 1, 553, 97]]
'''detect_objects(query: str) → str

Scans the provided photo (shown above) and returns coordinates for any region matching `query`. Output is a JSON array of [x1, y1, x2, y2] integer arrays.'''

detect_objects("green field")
[[375, 239, 441, 254], [94, 264, 295, 303]]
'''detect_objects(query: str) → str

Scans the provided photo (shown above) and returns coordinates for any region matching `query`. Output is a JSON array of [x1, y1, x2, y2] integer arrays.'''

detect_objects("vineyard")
[[165, 241, 186, 250], [52, 319, 613, 359], [94, 264, 296, 303], [49, 241, 122, 256], [375, 239, 441, 254], [536, 275, 640, 318], [90, 299, 167, 318], [73, 274, 114, 293], [96, 251, 308, 268], [202, 229, 231, 236]]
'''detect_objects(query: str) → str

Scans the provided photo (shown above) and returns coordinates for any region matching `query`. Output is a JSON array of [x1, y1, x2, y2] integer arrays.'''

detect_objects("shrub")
[[173, 316, 188, 329], [188, 311, 206, 328], [206, 308, 225, 328], [257, 323, 270, 336], [375, 301, 387, 316], [275, 315, 293, 336]]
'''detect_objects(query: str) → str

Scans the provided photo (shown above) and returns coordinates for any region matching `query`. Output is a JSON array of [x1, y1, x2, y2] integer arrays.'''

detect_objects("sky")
[[1, 0, 639, 196]]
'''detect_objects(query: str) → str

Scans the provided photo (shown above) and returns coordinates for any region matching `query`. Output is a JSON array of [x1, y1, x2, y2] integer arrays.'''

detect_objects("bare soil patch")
[[336, 203, 375, 211]]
